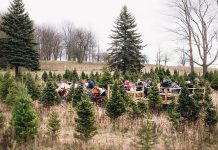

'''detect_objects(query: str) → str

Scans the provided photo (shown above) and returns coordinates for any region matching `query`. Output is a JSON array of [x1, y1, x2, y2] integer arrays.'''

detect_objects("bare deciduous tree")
[[155, 48, 163, 66], [176, 47, 188, 66], [143, 54, 150, 64], [163, 53, 170, 66]]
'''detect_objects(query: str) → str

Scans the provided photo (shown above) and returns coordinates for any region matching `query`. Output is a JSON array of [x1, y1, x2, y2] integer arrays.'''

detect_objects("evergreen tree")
[[47, 110, 61, 136], [0, 72, 14, 100], [48, 71, 53, 80], [211, 74, 218, 90], [148, 83, 162, 110], [167, 98, 181, 129], [72, 69, 79, 83], [204, 102, 218, 132], [42, 71, 48, 82], [81, 71, 86, 80], [106, 81, 125, 129], [25, 73, 40, 100], [74, 95, 97, 142], [177, 85, 199, 122], [11, 92, 38, 141], [72, 81, 84, 106], [57, 73, 62, 82], [5, 83, 27, 107], [107, 6, 144, 74], [0, 0, 39, 77], [136, 119, 158, 150], [66, 85, 75, 102], [99, 66, 112, 89], [41, 81, 60, 106]]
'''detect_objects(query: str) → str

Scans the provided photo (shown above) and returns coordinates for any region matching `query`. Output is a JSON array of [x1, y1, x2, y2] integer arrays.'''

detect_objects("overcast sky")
[[1, 0, 217, 66]]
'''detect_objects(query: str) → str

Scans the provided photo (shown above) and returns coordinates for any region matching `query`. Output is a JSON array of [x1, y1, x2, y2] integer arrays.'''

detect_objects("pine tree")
[[25, 73, 41, 100], [136, 119, 158, 150], [167, 98, 181, 129], [57, 73, 62, 82], [47, 110, 61, 136], [81, 71, 86, 80], [5, 83, 27, 107], [41, 81, 60, 106], [106, 81, 125, 130], [72, 69, 79, 83], [107, 5, 144, 74], [211, 74, 218, 91], [72, 81, 84, 106], [11, 91, 38, 141], [99, 66, 112, 89], [204, 102, 218, 132], [66, 85, 75, 102], [0, 0, 40, 77], [177, 84, 200, 122], [42, 71, 48, 82], [74, 95, 97, 142], [148, 83, 162, 110], [0, 72, 14, 100], [48, 71, 53, 80]]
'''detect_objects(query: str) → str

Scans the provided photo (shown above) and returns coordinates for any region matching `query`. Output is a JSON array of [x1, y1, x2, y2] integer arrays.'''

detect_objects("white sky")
[[0, 0, 218, 67]]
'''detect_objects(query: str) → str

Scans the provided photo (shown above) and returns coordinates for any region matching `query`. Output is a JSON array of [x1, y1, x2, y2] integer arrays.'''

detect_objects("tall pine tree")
[[0, 0, 39, 77], [107, 6, 144, 74]]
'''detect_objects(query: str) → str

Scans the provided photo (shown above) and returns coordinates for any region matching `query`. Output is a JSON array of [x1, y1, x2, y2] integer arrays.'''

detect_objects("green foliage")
[[128, 101, 148, 119], [107, 6, 144, 74], [57, 73, 62, 82], [167, 98, 181, 129], [81, 71, 86, 80], [41, 81, 60, 106], [99, 66, 112, 89], [47, 110, 61, 136], [49, 71, 53, 79], [0, 109, 5, 127], [74, 96, 97, 142], [25, 73, 41, 100], [136, 119, 158, 150], [188, 71, 198, 82], [66, 85, 75, 102], [42, 71, 48, 82], [72, 69, 79, 83], [72, 81, 84, 106], [192, 88, 204, 109], [211, 73, 218, 90], [0, 72, 14, 100], [63, 69, 72, 81], [106, 81, 125, 129], [11, 92, 38, 142], [5, 83, 28, 107], [204, 102, 218, 131], [148, 83, 162, 110], [177, 85, 200, 122], [0, 0, 40, 76]]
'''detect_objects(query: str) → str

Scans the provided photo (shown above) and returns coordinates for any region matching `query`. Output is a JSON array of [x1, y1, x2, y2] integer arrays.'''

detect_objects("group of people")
[[85, 79, 107, 97]]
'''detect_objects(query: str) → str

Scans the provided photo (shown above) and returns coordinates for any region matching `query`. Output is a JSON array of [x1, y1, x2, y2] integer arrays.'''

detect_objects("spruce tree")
[[167, 98, 181, 129], [0, 0, 39, 77], [41, 81, 60, 106], [57, 73, 62, 82], [25, 73, 40, 100], [211, 74, 218, 90], [148, 83, 162, 110], [99, 66, 112, 89], [72, 69, 79, 83], [204, 102, 218, 132], [42, 71, 48, 82], [106, 81, 125, 129], [11, 91, 38, 141], [47, 110, 61, 136], [72, 81, 84, 106], [74, 95, 97, 142], [0, 72, 13, 100], [81, 71, 86, 80], [107, 5, 144, 74], [177, 84, 199, 122], [0, 109, 5, 127], [66, 85, 75, 102]]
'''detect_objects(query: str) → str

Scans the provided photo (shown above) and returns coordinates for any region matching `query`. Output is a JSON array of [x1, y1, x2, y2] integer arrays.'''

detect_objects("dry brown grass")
[[0, 92, 218, 150]]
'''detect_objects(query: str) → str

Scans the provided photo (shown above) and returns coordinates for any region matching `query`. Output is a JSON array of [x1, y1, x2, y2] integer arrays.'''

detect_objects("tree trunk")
[[15, 65, 19, 78]]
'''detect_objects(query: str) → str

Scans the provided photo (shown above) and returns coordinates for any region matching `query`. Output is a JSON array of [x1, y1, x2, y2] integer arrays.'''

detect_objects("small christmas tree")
[[106, 81, 125, 130], [5, 83, 27, 107], [48, 71, 53, 80], [148, 82, 162, 110], [136, 119, 158, 150], [41, 81, 60, 106], [25, 73, 41, 100], [72, 81, 84, 106], [57, 73, 62, 82], [66, 85, 75, 102], [0, 72, 13, 100], [81, 71, 86, 80], [11, 92, 38, 141], [99, 66, 112, 89], [167, 98, 181, 129], [74, 95, 97, 142], [204, 102, 218, 132], [177, 84, 200, 122], [47, 110, 61, 136], [211, 74, 218, 91], [42, 71, 48, 82], [72, 69, 79, 83]]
